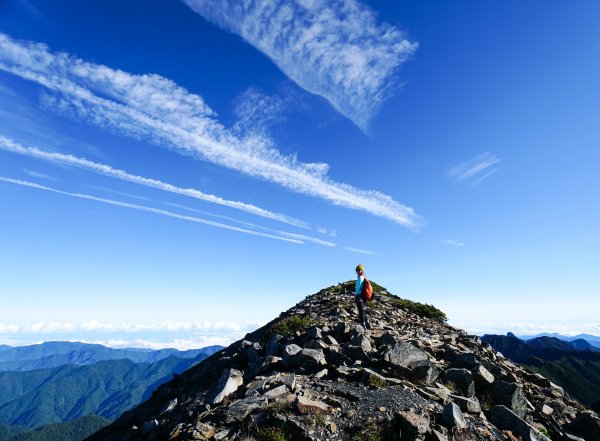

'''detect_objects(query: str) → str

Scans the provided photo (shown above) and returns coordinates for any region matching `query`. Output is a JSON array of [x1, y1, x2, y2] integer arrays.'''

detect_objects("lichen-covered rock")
[[489, 381, 528, 418], [443, 368, 475, 397], [442, 402, 466, 429], [489, 405, 550, 441]]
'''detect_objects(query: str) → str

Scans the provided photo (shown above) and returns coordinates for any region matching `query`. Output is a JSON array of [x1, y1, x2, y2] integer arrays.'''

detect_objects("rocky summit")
[[87, 282, 600, 441]]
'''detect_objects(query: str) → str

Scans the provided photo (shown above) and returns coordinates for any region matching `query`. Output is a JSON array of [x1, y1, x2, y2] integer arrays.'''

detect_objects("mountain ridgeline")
[[0, 342, 221, 372], [482, 333, 600, 413], [88, 281, 600, 441]]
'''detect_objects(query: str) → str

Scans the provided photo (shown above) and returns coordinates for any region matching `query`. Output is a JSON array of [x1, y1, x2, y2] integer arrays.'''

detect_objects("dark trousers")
[[356, 295, 370, 328]]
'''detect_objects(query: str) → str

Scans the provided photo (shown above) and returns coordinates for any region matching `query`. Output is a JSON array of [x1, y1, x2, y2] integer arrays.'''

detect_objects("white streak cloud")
[[0, 176, 312, 244], [0, 134, 308, 229], [344, 246, 376, 256], [184, 0, 417, 131], [448, 152, 500, 185], [0, 33, 420, 228], [441, 239, 464, 247]]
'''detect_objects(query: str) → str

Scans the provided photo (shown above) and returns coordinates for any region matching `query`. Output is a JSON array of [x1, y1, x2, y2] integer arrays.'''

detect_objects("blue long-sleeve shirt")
[[355, 275, 364, 297]]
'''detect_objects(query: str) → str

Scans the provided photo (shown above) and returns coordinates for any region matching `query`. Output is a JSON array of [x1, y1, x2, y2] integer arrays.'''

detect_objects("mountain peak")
[[88, 282, 598, 441]]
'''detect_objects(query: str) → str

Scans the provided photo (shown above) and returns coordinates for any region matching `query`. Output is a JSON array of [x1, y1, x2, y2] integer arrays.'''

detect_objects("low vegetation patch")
[[269, 315, 313, 336], [365, 374, 386, 389], [266, 399, 294, 416], [351, 420, 385, 441], [390, 298, 447, 322], [255, 426, 288, 441]]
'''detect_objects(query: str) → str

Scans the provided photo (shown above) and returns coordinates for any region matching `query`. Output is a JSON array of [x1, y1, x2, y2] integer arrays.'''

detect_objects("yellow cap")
[[355, 264, 364, 272]]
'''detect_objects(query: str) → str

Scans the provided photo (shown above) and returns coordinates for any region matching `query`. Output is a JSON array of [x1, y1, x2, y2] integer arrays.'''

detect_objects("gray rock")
[[305, 339, 329, 350], [489, 381, 527, 418], [350, 334, 373, 352], [343, 343, 372, 362], [263, 384, 289, 399], [324, 335, 339, 346], [140, 419, 159, 434], [472, 364, 495, 389], [159, 397, 177, 415], [489, 405, 551, 441], [265, 339, 280, 357], [246, 342, 262, 363], [295, 395, 330, 414], [381, 341, 430, 369], [209, 368, 244, 405], [305, 326, 322, 339], [452, 352, 479, 369], [411, 361, 440, 385], [377, 332, 398, 347], [443, 368, 475, 397], [442, 402, 467, 429], [396, 410, 430, 438], [567, 411, 600, 441], [449, 393, 481, 413], [334, 322, 352, 341], [225, 396, 267, 423], [282, 345, 326, 370]]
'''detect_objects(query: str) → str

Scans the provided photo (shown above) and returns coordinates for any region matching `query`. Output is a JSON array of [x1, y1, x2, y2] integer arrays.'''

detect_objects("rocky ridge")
[[87, 282, 600, 441]]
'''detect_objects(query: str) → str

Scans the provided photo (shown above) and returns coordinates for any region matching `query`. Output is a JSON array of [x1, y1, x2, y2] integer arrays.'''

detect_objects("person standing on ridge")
[[355, 264, 371, 330]]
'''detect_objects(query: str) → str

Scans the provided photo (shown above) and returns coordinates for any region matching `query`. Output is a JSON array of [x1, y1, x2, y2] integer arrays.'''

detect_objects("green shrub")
[[267, 399, 294, 415], [255, 426, 288, 441], [351, 420, 385, 441], [366, 374, 386, 389], [270, 315, 313, 336], [390, 298, 447, 321]]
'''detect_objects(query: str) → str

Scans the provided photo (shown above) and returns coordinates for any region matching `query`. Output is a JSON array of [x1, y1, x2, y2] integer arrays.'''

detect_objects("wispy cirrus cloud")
[[344, 246, 376, 256], [441, 239, 464, 247], [0, 176, 337, 245], [448, 152, 500, 186], [184, 0, 417, 132], [23, 168, 56, 181], [0, 33, 420, 229], [0, 134, 308, 229]]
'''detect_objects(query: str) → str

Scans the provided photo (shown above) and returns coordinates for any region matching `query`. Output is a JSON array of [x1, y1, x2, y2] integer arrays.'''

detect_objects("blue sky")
[[1, 0, 599, 349]]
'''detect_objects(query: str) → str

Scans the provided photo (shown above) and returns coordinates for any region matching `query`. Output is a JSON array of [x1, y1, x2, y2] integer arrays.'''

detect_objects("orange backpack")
[[361, 277, 373, 301]]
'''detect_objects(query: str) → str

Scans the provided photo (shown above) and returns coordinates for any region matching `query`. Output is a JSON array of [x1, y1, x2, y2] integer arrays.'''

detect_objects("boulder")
[[396, 410, 430, 439], [381, 341, 430, 369], [282, 345, 326, 370], [449, 394, 481, 413], [443, 368, 475, 397], [411, 361, 440, 385], [295, 395, 330, 414], [262, 384, 289, 399], [442, 402, 466, 429], [209, 368, 244, 405], [451, 352, 479, 369], [472, 364, 495, 389], [489, 381, 528, 418], [489, 405, 551, 441], [224, 396, 267, 423], [567, 411, 600, 441]]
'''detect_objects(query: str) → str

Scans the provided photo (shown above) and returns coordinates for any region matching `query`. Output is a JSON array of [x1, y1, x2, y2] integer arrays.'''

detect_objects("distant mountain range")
[[518, 333, 600, 349], [2, 415, 109, 441], [482, 333, 600, 411], [0, 341, 222, 372], [0, 342, 223, 439]]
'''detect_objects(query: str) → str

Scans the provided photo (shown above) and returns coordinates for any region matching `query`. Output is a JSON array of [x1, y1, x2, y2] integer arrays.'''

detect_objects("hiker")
[[354, 264, 372, 330]]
